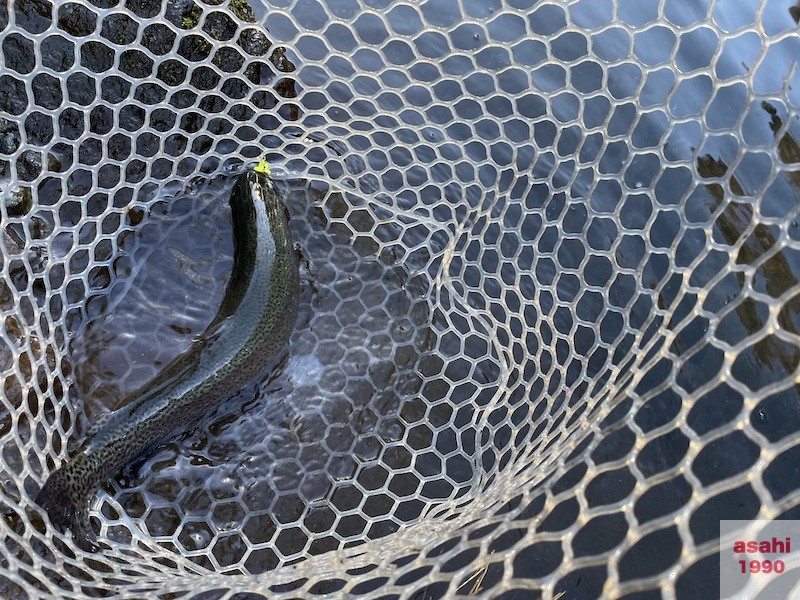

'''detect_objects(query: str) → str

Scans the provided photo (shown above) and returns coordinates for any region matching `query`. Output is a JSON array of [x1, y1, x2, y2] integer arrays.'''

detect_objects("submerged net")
[[1, 0, 800, 597]]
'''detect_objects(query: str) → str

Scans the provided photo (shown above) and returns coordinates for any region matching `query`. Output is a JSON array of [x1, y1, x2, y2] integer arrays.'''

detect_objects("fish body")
[[36, 172, 299, 550]]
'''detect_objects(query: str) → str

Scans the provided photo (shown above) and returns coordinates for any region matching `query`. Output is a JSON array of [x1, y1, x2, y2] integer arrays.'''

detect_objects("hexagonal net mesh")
[[1, 0, 800, 597]]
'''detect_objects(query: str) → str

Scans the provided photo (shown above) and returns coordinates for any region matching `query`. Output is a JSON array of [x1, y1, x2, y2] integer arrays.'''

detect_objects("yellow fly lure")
[[254, 161, 271, 177]]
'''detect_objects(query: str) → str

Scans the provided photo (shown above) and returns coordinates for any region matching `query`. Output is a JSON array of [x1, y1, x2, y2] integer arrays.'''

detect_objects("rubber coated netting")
[[1, 0, 800, 598]]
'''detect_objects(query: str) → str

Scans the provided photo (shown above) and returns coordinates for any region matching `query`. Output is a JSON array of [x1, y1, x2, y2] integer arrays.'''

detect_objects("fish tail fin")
[[35, 466, 99, 552]]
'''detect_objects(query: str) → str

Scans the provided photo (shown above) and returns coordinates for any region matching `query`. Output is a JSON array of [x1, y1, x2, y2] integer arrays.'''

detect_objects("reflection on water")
[[71, 177, 237, 428], [693, 100, 800, 393]]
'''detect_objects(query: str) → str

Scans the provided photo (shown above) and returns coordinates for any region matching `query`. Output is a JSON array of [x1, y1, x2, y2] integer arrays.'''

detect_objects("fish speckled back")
[[35, 173, 300, 550]]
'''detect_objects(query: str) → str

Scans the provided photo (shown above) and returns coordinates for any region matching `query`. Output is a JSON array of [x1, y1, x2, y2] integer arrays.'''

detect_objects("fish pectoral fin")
[[119, 449, 155, 483]]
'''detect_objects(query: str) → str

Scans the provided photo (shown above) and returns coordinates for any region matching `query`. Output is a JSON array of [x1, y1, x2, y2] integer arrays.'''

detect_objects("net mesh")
[[1, 0, 800, 597]]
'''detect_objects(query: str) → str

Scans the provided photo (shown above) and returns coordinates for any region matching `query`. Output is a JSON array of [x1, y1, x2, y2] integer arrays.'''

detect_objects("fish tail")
[[35, 463, 99, 552]]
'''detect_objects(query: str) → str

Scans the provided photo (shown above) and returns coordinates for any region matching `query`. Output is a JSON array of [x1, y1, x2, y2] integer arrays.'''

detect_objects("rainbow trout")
[[36, 170, 299, 550]]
